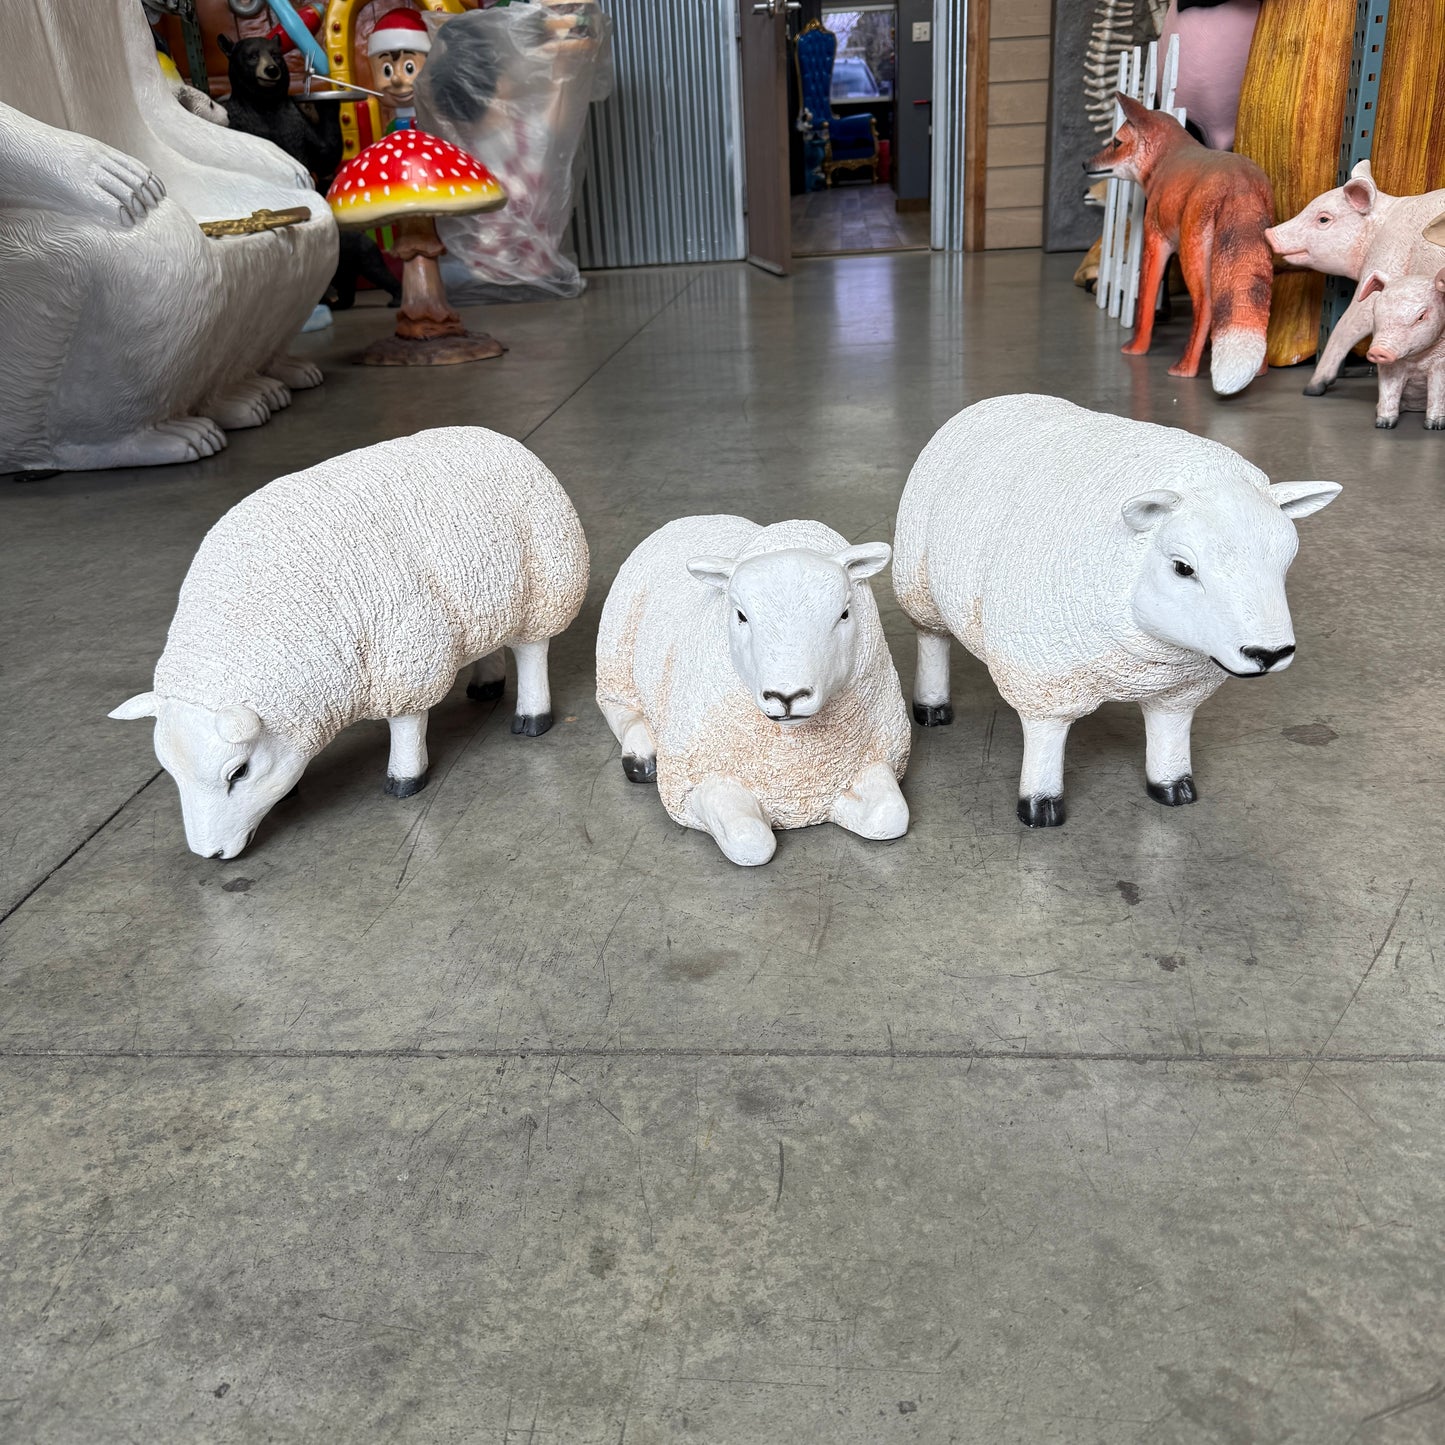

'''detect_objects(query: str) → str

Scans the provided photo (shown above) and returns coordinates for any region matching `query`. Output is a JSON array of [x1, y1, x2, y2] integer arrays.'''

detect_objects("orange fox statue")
[[1085, 93, 1274, 395]]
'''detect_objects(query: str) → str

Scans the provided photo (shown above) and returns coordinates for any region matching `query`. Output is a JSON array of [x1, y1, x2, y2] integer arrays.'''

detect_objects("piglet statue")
[[1359, 268, 1445, 429], [1265, 161, 1445, 395]]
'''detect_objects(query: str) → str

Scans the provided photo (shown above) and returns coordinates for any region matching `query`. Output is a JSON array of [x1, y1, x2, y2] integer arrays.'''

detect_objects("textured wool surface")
[[596, 517, 910, 833], [893, 395, 1269, 720], [154, 426, 589, 754]]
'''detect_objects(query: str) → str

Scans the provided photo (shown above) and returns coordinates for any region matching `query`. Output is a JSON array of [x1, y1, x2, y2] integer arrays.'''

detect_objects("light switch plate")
[[912, 20, 931, 41]]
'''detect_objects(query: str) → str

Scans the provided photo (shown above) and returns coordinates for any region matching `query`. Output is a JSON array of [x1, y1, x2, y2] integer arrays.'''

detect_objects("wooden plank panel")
[[986, 164, 1045, 208], [987, 122, 1046, 166], [987, 79, 1049, 125], [964, 0, 991, 250], [984, 206, 1043, 248], [989, 0, 1050, 40], [987, 36, 1051, 84]]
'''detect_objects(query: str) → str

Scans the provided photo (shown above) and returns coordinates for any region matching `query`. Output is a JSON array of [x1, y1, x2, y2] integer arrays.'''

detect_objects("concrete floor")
[[2, 252, 1443, 1444]]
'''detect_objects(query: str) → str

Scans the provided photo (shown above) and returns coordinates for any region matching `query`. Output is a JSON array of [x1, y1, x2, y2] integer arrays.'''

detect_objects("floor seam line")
[[517, 268, 705, 446], [0, 770, 164, 927]]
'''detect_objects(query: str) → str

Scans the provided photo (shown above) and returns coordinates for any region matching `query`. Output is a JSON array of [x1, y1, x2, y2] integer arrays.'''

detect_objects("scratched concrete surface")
[[2, 253, 1443, 1443]]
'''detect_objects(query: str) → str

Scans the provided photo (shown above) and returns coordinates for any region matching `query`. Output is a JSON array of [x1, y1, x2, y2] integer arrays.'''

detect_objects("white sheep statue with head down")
[[110, 427, 589, 859], [893, 394, 1340, 827], [596, 516, 911, 867]]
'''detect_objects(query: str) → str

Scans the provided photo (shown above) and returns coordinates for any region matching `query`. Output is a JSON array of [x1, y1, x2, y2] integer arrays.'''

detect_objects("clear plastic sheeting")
[[415, 4, 613, 303]]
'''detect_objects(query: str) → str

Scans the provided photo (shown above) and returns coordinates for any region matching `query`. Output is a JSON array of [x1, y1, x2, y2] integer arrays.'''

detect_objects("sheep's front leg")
[[509, 639, 554, 737], [600, 699, 657, 783], [691, 774, 776, 867], [830, 762, 909, 841], [1141, 703, 1198, 806], [466, 649, 506, 702], [1375, 363, 1407, 429], [384, 711, 429, 798], [1016, 715, 1071, 828], [912, 631, 953, 726]]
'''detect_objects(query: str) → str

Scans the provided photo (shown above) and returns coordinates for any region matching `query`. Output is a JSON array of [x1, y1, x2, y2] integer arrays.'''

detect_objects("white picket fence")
[[1096, 34, 1186, 328]]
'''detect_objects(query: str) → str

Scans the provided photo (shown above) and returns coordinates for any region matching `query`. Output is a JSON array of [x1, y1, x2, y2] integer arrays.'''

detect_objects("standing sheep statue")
[[596, 517, 910, 867], [893, 395, 1340, 827], [110, 428, 589, 859]]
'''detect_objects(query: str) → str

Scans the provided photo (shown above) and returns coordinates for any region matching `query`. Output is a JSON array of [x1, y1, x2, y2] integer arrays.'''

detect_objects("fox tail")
[[1208, 229, 1272, 396]]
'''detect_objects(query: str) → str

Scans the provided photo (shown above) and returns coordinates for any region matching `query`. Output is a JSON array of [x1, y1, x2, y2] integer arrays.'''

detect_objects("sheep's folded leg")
[[1017, 715, 1071, 828], [691, 774, 776, 867], [510, 639, 554, 737], [1141, 704, 1197, 806], [466, 650, 507, 702], [384, 711, 429, 797], [830, 762, 909, 841], [912, 631, 953, 726], [599, 699, 656, 783]]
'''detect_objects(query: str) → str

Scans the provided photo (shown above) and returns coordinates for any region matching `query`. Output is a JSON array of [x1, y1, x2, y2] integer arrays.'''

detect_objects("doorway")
[[789, 3, 931, 258]]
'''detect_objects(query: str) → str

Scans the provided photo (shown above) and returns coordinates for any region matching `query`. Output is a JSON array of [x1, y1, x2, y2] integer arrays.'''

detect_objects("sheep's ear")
[[1121, 489, 1182, 533], [1426, 212, 1445, 248], [109, 692, 158, 721], [217, 33, 234, 56], [1343, 176, 1376, 214], [686, 555, 737, 591], [1357, 270, 1389, 301], [215, 704, 262, 745], [1270, 481, 1341, 520], [834, 542, 891, 581]]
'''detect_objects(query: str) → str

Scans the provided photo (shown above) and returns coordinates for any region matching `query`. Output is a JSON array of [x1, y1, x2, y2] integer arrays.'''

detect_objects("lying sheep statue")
[[596, 517, 910, 867], [893, 395, 1340, 827], [110, 427, 589, 859]]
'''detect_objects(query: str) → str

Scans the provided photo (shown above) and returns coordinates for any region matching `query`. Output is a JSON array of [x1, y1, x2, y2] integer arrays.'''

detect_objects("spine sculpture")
[[893, 395, 1340, 827], [1265, 162, 1445, 396], [110, 428, 589, 859], [596, 517, 910, 867], [1084, 92, 1274, 395]]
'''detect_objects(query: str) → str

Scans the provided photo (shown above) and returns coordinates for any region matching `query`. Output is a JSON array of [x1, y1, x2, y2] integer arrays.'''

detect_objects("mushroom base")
[[358, 331, 506, 367]]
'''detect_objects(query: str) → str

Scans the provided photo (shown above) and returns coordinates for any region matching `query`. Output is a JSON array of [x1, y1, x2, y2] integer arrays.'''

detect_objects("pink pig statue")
[[1358, 268, 1445, 430], [1264, 161, 1445, 395]]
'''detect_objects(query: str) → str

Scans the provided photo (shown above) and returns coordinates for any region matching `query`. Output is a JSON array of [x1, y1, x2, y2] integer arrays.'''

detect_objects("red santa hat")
[[367, 8, 432, 57]]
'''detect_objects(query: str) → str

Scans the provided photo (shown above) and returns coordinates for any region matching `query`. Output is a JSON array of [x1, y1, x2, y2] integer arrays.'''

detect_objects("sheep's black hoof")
[[622, 754, 657, 784], [1375, 416, 1399, 429], [384, 772, 429, 799], [913, 702, 953, 727], [1302, 380, 1330, 397], [1017, 795, 1066, 828], [1148, 776, 1198, 807], [512, 711, 553, 738], [467, 678, 505, 702]]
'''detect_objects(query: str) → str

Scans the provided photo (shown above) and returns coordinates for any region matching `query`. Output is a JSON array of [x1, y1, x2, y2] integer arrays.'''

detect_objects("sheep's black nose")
[[1241, 644, 1295, 672], [209, 849, 225, 859], [762, 688, 813, 716]]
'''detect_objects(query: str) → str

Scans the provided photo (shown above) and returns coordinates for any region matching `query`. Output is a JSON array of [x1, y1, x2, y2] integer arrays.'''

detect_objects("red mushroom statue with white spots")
[[327, 128, 507, 365]]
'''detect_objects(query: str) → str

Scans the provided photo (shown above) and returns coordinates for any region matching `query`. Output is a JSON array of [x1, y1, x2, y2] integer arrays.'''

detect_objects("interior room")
[[3, 1, 1444, 1440]]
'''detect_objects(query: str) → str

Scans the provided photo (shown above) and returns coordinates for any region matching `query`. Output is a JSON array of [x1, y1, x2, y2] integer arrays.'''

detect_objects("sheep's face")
[[1122, 481, 1340, 678], [686, 543, 891, 724], [108, 694, 308, 859]]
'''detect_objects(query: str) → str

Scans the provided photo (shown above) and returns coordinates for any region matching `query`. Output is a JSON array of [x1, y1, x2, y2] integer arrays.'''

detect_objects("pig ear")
[[1343, 176, 1376, 214], [1269, 481, 1341, 520], [1435, 267, 1445, 294], [686, 555, 738, 591], [1427, 212, 1445, 248], [834, 542, 891, 581], [1122, 489, 1182, 533], [215, 704, 262, 745], [1350, 159, 1373, 181], [1357, 270, 1389, 301], [109, 692, 158, 721]]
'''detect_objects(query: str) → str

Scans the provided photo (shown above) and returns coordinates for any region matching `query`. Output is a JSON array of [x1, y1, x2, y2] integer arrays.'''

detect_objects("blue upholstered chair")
[[794, 20, 879, 186]]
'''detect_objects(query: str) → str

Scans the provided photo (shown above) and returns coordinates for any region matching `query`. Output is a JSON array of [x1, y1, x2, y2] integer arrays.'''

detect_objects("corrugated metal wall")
[[931, 0, 969, 251], [574, 0, 745, 268]]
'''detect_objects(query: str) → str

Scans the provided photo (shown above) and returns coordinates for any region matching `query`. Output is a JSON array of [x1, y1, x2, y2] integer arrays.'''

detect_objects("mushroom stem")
[[392, 214, 464, 341]]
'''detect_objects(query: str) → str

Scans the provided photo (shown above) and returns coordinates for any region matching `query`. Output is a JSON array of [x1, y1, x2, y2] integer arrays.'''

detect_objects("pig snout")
[[1366, 343, 1398, 364]]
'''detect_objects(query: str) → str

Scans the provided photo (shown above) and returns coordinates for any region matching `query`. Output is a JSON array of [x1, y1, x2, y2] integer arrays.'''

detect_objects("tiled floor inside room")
[[790, 181, 931, 255], [2, 251, 1443, 1443]]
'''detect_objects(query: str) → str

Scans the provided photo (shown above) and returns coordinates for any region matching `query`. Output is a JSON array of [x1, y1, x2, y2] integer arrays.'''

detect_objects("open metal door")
[[738, 0, 794, 274]]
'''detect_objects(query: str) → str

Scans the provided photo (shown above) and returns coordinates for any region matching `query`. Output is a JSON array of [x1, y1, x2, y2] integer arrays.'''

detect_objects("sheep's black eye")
[[840, 608, 850, 621], [227, 762, 249, 791], [1172, 559, 1195, 578], [736, 610, 747, 624]]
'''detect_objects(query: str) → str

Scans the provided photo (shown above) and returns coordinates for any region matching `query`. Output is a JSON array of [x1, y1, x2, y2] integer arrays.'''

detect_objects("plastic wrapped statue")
[[415, 2, 613, 303]]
